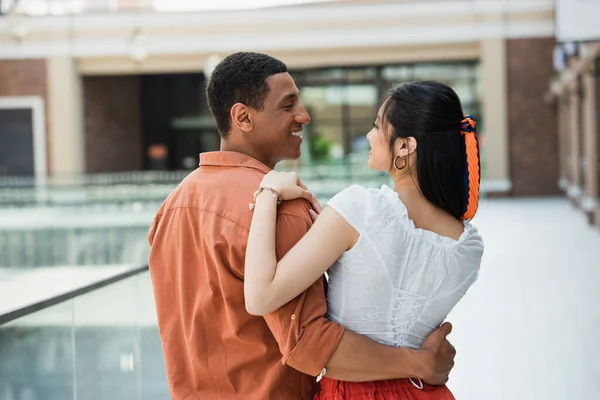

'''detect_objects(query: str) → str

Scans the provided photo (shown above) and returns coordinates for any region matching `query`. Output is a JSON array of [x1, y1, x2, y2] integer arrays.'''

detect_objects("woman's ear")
[[230, 103, 253, 133], [406, 137, 417, 155], [393, 137, 417, 158]]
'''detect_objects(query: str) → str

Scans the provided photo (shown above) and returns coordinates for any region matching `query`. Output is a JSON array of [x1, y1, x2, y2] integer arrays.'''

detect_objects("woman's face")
[[366, 105, 392, 172]]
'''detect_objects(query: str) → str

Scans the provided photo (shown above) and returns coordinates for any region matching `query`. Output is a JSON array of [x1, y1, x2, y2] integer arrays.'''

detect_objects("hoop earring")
[[393, 156, 406, 170]]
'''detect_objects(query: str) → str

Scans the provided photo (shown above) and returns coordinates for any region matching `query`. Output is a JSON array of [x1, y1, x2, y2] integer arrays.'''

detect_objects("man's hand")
[[417, 322, 456, 385]]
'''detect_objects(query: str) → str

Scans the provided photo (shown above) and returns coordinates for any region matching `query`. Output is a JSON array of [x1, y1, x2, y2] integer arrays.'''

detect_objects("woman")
[[244, 81, 484, 399]]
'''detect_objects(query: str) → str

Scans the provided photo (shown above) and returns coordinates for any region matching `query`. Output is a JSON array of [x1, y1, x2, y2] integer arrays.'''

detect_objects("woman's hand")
[[259, 171, 321, 213]]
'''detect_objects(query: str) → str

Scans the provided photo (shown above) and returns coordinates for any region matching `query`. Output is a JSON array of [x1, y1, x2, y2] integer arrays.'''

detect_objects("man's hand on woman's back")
[[418, 322, 456, 385]]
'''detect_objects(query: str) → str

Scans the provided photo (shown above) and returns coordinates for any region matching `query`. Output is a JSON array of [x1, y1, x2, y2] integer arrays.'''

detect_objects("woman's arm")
[[244, 176, 358, 316]]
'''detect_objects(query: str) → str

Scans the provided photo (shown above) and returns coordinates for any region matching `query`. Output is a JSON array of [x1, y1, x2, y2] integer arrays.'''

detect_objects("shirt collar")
[[198, 151, 271, 174]]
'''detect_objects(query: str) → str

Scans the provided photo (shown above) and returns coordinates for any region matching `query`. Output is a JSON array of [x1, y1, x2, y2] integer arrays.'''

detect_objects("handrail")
[[0, 264, 149, 326]]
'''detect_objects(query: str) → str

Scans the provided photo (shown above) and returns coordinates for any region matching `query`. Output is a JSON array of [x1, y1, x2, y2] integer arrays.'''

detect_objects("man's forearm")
[[324, 330, 425, 382]]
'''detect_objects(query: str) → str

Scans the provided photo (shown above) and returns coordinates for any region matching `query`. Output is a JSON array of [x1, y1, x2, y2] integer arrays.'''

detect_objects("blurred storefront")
[[291, 62, 481, 165], [0, 0, 560, 196], [551, 0, 600, 228]]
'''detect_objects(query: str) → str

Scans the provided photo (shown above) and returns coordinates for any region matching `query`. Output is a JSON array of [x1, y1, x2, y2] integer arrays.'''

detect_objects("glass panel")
[[301, 86, 344, 163], [346, 84, 378, 157], [382, 65, 414, 82], [0, 270, 168, 400], [0, 109, 34, 176], [0, 227, 151, 268], [306, 121, 344, 162], [349, 119, 374, 156], [136, 273, 169, 399], [0, 300, 75, 400], [297, 68, 346, 85], [475, 64, 484, 105], [73, 277, 139, 400], [452, 79, 476, 105], [412, 63, 473, 81], [301, 86, 343, 120], [346, 85, 378, 117], [347, 68, 378, 82]]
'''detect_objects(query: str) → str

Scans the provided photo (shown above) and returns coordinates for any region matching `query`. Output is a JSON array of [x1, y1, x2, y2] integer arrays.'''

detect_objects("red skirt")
[[314, 377, 456, 400]]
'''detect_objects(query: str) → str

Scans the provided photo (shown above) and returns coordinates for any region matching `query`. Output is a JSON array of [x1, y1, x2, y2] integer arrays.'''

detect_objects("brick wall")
[[506, 38, 560, 196], [0, 59, 49, 173], [83, 76, 142, 173]]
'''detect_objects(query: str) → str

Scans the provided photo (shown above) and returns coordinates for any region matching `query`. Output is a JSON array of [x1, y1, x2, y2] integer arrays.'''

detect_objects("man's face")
[[250, 72, 310, 166]]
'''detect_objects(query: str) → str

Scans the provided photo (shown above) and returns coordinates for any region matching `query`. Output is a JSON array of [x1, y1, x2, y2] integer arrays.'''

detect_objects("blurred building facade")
[[550, 0, 600, 228], [0, 0, 559, 198]]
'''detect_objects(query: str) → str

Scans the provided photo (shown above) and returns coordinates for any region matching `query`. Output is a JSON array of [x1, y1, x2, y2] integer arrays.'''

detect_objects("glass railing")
[[0, 170, 190, 208], [0, 226, 151, 268], [0, 160, 388, 208], [0, 265, 169, 400], [0, 160, 494, 268], [0, 162, 390, 268]]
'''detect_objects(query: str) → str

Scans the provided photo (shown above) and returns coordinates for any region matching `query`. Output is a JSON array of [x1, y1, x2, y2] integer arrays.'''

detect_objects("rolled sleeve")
[[262, 210, 345, 377]]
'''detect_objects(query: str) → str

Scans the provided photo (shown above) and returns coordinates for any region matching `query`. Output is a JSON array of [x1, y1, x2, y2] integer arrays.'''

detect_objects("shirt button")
[[291, 314, 296, 320]]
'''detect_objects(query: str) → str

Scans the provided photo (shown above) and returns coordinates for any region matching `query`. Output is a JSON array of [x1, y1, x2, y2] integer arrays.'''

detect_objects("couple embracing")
[[149, 52, 483, 400]]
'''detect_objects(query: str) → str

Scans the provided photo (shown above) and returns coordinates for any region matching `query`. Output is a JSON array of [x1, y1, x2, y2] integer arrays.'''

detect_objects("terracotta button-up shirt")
[[148, 151, 345, 400]]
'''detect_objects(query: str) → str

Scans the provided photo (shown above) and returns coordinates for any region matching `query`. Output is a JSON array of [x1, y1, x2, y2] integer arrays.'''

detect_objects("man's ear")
[[230, 103, 253, 132]]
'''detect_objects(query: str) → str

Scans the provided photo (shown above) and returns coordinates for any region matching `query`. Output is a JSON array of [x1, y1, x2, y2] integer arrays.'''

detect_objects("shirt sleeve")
[[263, 208, 346, 377], [325, 185, 368, 232]]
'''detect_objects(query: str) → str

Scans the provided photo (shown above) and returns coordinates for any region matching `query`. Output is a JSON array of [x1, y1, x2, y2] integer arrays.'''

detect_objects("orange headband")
[[460, 115, 480, 220]]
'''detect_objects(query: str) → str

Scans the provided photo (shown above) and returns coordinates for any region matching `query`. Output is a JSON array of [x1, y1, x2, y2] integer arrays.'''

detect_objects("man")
[[148, 52, 455, 399]]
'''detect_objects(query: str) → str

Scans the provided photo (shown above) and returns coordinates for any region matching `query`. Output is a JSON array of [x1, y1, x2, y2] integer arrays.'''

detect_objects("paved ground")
[[446, 198, 600, 399]]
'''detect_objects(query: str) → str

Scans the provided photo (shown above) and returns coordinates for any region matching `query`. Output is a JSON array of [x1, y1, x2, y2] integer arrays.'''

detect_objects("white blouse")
[[325, 185, 484, 349]]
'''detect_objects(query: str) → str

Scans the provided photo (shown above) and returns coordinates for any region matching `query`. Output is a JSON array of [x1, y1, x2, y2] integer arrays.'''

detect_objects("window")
[[291, 61, 481, 164]]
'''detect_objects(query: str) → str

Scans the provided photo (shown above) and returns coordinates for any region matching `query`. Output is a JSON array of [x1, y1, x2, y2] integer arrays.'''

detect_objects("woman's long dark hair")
[[382, 81, 479, 220]]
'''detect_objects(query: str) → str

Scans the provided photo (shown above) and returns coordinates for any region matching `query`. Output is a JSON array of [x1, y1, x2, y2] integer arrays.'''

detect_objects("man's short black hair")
[[206, 52, 288, 138]]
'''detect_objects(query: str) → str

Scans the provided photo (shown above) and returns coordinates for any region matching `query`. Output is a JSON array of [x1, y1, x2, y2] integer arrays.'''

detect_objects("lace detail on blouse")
[[391, 289, 428, 346]]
